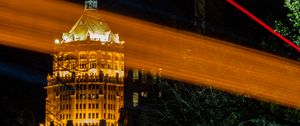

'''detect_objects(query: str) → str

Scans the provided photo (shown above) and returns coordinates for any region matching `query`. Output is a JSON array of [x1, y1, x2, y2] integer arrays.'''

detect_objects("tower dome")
[[62, 11, 123, 44]]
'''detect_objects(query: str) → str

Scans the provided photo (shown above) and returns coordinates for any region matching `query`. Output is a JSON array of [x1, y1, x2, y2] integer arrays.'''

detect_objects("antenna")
[[85, 0, 97, 11]]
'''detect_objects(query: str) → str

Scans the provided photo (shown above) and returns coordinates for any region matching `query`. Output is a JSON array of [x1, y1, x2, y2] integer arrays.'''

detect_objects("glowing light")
[[54, 39, 60, 44]]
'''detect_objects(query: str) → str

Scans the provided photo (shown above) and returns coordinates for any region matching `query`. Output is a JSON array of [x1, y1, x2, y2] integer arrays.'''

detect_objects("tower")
[[45, 1, 124, 125]]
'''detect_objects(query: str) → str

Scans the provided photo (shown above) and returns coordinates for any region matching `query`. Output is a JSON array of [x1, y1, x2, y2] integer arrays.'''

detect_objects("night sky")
[[0, 0, 297, 125]]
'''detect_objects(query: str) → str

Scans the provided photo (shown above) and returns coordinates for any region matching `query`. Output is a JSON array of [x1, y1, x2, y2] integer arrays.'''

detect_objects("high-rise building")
[[45, 1, 124, 126]]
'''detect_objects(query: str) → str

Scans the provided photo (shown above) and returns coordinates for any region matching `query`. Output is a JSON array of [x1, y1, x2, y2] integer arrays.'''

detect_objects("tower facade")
[[45, 8, 124, 126]]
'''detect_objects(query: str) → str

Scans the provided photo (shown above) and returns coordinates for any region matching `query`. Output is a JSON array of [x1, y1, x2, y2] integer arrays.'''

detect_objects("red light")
[[227, 0, 300, 53]]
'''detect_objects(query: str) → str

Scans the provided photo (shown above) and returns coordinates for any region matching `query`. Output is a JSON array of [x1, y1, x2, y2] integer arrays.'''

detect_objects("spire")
[[85, 0, 97, 11]]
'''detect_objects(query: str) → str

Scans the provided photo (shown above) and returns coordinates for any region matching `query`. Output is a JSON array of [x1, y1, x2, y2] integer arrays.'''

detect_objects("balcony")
[[50, 75, 124, 84]]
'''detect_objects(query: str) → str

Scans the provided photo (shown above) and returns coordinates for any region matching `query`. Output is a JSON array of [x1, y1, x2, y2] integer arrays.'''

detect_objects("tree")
[[260, 0, 300, 60], [275, 0, 300, 47], [136, 79, 300, 126]]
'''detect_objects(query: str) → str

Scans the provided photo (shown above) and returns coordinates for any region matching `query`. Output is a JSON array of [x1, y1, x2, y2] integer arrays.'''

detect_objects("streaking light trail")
[[0, 0, 300, 109], [227, 0, 300, 53]]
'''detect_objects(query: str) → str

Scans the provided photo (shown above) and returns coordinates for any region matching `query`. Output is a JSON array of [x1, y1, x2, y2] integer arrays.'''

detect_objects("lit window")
[[133, 92, 139, 107], [133, 69, 139, 81], [115, 64, 118, 70], [79, 60, 87, 69], [90, 60, 96, 68]]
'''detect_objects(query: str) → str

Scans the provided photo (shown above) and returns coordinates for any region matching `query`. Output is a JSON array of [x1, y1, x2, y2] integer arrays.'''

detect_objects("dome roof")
[[61, 11, 123, 44]]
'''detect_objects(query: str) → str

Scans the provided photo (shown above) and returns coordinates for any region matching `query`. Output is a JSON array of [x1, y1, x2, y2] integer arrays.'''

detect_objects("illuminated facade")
[[45, 1, 124, 126]]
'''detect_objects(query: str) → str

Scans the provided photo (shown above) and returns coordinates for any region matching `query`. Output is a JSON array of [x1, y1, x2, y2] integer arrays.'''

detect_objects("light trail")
[[1, 0, 300, 109]]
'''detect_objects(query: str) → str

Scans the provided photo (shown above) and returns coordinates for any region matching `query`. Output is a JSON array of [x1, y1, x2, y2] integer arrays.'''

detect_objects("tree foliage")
[[136, 80, 300, 126], [275, 0, 300, 47]]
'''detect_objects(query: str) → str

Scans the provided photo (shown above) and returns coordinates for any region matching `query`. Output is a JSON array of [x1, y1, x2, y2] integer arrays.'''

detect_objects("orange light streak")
[[1, 0, 300, 109]]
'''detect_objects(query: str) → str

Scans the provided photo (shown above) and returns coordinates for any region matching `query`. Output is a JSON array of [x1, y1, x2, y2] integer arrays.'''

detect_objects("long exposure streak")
[[227, 0, 300, 53], [1, 0, 300, 108]]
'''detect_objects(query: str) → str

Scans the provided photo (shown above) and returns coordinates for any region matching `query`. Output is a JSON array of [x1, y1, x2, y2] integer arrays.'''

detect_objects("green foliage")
[[275, 0, 300, 46]]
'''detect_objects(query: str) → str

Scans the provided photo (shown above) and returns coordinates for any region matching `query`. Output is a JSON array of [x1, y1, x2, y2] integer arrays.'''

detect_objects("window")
[[107, 63, 111, 69], [96, 113, 99, 118], [101, 61, 106, 68], [83, 104, 86, 109], [96, 103, 99, 109], [115, 64, 118, 70], [88, 94, 91, 99], [80, 54, 87, 59], [83, 113, 86, 119], [90, 60, 96, 68], [79, 60, 87, 69], [76, 113, 78, 119], [89, 113, 91, 118], [89, 103, 91, 109], [107, 55, 112, 60], [114, 56, 119, 61], [71, 63, 75, 69], [133, 69, 139, 81]]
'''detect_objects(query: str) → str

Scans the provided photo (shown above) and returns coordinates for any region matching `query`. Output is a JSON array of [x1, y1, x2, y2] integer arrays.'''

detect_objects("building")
[[45, 1, 124, 126]]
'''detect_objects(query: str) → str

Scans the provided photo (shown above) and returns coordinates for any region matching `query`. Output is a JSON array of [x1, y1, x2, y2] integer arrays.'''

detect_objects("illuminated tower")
[[45, 1, 124, 126]]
